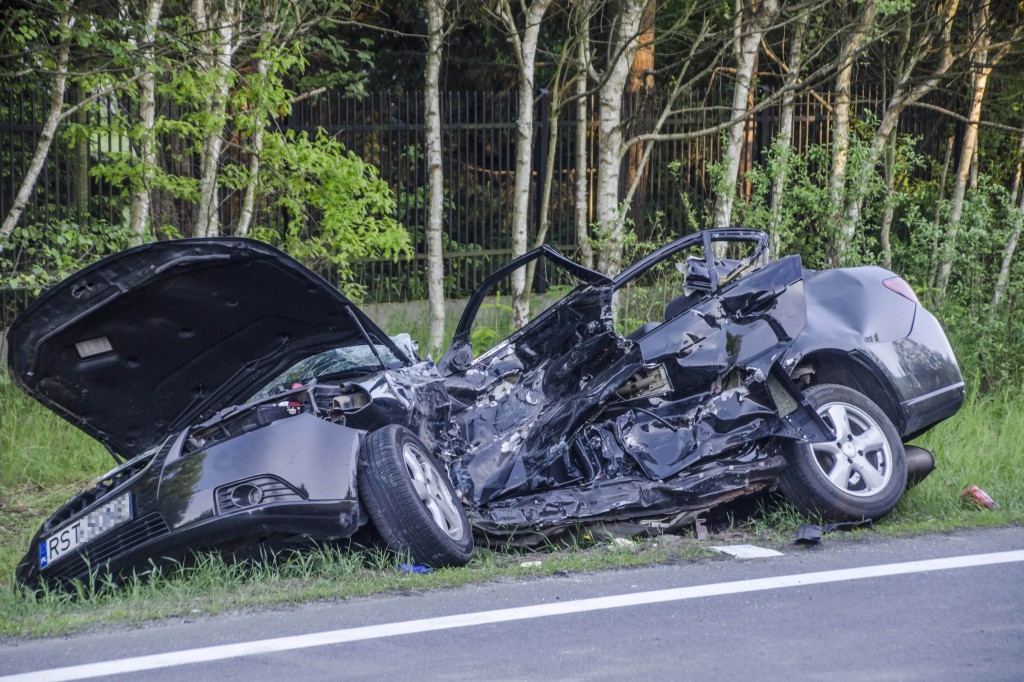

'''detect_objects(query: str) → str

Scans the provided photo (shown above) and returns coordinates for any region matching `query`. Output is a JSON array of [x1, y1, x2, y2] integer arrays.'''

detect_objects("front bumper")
[[17, 412, 367, 589], [17, 500, 363, 589]]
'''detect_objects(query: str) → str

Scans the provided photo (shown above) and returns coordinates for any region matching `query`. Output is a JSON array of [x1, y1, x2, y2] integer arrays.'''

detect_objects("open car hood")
[[7, 238, 406, 459]]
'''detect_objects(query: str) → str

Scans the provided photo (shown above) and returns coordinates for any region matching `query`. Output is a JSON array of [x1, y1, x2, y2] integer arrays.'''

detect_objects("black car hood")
[[7, 238, 406, 459]]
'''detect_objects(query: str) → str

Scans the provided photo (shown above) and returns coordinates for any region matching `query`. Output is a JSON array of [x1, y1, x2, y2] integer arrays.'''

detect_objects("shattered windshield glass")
[[250, 334, 417, 399]]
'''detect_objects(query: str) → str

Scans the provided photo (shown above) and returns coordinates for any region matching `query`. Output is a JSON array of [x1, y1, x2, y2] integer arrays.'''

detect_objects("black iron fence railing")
[[0, 85, 955, 328]]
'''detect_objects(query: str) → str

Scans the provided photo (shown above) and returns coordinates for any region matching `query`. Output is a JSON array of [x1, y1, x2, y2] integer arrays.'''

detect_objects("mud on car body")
[[9, 229, 964, 587]]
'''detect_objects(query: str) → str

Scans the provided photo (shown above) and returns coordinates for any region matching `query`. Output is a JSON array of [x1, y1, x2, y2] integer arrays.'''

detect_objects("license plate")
[[39, 493, 132, 568]]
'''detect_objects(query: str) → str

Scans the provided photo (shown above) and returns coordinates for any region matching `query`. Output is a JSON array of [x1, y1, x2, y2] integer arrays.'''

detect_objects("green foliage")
[[924, 179, 1024, 389], [680, 115, 1024, 389], [249, 129, 409, 297], [608, 224, 683, 335], [3, 2, 407, 297], [0, 220, 135, 291]]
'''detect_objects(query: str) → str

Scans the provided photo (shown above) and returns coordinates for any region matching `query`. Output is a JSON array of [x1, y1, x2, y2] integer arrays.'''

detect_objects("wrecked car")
[[9, 229, 964, 587]]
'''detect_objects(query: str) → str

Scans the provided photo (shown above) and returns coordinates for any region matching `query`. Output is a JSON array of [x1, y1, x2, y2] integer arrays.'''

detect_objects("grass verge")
[[1, 377, 1021, 640]]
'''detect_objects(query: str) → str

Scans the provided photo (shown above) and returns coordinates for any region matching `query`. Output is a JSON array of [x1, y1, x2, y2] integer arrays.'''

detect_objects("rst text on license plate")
[[39, 493, 132, 568]]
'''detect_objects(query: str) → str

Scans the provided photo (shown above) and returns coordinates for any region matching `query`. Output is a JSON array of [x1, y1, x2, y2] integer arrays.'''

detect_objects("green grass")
[[889, 382, 1024, 529], [1, 372, 1022, 640], [0, 526, 716, 639]]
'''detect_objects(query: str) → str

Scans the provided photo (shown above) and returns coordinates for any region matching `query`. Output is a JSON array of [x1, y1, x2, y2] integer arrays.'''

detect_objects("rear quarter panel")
[[786, 267, 964, 437]]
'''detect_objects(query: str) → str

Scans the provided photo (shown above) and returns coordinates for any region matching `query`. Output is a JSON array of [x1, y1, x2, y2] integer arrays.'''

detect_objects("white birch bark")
[[936, 0, 993, 301], [194, 0, 239, 238], [879, 131, 896, 269], [128, 0, 165, 245], [1, 11, 75, 242], [829, 0, 877, 264], [845, 0, 961, 230], [712, 0, 779, 228], [234, 55, 267, 239], [575, 2, 594, 269], [494, 0, 554, 329], [424, 0, 448, 353], [594, 0, 645, 278], [991, 131, 1024, 309], [768, 12, 807, 258], [927, 135, 955, 289]]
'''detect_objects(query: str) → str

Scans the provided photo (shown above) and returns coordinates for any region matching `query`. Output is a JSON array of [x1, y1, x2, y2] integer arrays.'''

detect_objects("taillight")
[[882, 277, 919, 304]]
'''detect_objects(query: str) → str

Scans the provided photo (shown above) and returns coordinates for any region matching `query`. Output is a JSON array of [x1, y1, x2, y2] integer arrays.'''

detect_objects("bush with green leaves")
[[249, 129, 410, 298]]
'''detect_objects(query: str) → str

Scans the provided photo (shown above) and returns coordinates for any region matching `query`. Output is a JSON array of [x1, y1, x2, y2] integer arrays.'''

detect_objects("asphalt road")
[[2, 526, 1022, 681]]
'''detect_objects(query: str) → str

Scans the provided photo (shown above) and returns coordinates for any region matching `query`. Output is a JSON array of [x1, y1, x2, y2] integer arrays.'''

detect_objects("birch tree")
[[424, 0, 449, 353], [828, 0, 877, 264], [1, 6, 75, 242], [992, 131, 1024, 309], [767, 10, 808, 256], [935, 0, 1016, 301], [843, 0, 962, 231], [193, 0, 242, 238], [487, 0, 555, 328], [593, 0, 646, 278], [624, 0, 655, 209], [574, 0, 596, 269], [711, 0, 780, 228], [234, 50, 269, 239], [877, 130, 897, 268], [127, 0, 165, 245]]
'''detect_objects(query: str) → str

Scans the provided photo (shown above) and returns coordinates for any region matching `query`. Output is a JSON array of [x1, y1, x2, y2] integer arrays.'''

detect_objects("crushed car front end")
[[16, 385, 367, 589]]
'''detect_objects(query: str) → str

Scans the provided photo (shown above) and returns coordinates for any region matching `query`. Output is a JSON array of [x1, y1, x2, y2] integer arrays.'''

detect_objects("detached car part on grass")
[[9, 229, 964, 588]]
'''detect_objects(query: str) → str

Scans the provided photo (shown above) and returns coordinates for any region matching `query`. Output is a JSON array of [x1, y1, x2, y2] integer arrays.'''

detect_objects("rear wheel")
[[358, 425, 473, 567], [779, 384, 907, 522]]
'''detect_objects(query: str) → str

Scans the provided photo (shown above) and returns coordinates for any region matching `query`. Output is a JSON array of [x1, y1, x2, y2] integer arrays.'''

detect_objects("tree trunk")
[[845, 0, 960, 230], [768, 12, 807, 257], [526, 89, 561, 290], [497, 0, 554, 329], [594, 0, 645, 278], [194, 0, 239, 238], [628, 0, 655, 92], [1010, 132, 1024, 209], [128, 0, 165, 246], [936, 0, 994, 302], [879, 131, 897, 269], [234, 56, 268, 239], [624, 0, 655, 215], [991, 131, 1024, 310], [1, 11, 75, 242], [574, 3, 593, 269], [829, 0, 877, 264], [928, 135, 955, 290], [575, 79, 593, 269], [968, 135, 979, 191], [72, 82, 89, 219], [424, 0, 448, 353], [713, 0, 779, 228]]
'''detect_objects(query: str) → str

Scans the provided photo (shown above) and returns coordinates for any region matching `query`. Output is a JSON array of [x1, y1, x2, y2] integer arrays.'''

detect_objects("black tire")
[[358, 425, 473, 567], [779, 383, 907, 522]]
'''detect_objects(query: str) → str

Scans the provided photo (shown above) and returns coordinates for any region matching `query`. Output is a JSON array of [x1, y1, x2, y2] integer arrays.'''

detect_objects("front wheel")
[[778, 384, 907, 522], [358, 425, 473, 567]]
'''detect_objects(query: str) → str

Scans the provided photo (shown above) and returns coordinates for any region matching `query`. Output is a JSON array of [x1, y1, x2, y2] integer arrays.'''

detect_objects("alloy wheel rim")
[[811, 401, 893, 497], [402, 443, 465, 540]]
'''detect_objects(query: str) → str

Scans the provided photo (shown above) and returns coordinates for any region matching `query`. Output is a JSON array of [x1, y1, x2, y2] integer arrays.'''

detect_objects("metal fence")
[[1, 83, 954, 326]]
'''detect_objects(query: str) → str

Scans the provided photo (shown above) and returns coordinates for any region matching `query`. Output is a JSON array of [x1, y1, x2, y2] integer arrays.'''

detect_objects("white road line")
[[5, 549, 1023, 682]]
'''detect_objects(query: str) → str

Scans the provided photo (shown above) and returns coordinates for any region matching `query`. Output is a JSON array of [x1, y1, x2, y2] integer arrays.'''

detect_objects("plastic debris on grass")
[[709, 544, 784, 559], [961, 485, 999, 509]]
